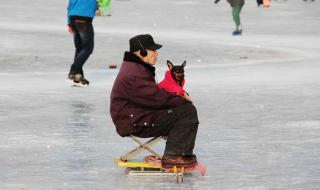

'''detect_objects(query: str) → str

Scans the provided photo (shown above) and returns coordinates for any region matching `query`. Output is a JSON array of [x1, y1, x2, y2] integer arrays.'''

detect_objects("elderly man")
[[110, 34, 199, 168]]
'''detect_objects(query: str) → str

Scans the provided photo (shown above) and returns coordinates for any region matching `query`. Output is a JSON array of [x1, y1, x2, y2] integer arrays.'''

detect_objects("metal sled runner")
[[114, 135, 206, 183]]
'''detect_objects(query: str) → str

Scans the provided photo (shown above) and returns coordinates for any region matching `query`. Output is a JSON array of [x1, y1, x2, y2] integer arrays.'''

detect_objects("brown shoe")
[[161, 155, 197, 168], [183, 154, 197, 162]]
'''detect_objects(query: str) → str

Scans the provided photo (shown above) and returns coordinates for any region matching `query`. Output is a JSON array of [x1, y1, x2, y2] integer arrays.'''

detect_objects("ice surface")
[[1, 0, 320, 190]]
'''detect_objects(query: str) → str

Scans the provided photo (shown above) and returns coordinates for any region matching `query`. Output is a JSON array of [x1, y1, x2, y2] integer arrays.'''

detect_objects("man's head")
[[129, 34, 162, 65]]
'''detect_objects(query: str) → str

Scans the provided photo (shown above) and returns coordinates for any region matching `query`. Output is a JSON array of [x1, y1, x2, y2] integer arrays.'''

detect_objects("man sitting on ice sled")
[[110, 34, 199, 169]]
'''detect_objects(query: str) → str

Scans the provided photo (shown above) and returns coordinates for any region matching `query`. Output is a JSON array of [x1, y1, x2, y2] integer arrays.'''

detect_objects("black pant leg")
[[164, 103, 199, 155], [69, 21, 94, 76], [136, 102, 199, 156]]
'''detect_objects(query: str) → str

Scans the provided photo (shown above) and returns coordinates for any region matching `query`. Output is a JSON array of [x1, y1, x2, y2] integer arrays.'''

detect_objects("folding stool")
[[120, 135, 166, 162]]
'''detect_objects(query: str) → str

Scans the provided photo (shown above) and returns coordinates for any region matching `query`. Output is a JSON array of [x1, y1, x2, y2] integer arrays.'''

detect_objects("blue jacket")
[[67, 0, 97, 24]]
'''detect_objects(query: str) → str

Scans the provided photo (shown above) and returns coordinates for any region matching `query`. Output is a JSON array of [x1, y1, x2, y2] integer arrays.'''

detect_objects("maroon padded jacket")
[[110, 52, 185, 137]]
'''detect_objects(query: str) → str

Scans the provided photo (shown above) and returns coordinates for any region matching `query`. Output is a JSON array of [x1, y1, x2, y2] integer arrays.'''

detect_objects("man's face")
[[144, 50, 158, 65]]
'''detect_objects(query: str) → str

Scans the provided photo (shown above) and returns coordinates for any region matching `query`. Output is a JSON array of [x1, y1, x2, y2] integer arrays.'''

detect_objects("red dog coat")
[[158, 70, 185, 96]]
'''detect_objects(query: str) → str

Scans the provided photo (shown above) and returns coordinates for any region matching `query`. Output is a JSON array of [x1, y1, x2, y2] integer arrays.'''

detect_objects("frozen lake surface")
[[1, 0, 320, 189]]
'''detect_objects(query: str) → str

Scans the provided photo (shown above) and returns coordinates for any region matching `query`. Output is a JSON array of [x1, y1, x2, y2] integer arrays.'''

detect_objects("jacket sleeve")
[[125, 75, 186, 109]]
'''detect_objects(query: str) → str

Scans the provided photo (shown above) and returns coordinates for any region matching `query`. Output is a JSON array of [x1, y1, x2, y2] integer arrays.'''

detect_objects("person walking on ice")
[[67, 0, 97, 86], [215, 0, 244, 36]]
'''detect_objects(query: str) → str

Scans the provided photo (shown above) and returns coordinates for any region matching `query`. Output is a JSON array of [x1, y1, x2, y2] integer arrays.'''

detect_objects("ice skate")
[[232, 29, 242, 36], [68, 73, 89, 87]]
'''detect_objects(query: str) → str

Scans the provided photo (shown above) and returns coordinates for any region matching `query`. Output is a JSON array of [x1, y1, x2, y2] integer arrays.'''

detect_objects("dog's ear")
[[181, 60, 186, 68], [167, 60, 174, 70]]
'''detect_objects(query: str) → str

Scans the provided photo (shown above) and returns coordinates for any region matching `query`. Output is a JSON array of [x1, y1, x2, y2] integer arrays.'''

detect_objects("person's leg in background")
[[68, 20, 94, 85], [257, 0, 263, 6], [231, 5, 243, 35]]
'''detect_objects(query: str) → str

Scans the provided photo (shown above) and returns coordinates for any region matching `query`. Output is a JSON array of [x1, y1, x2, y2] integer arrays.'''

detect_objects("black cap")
[[129, 34, 162, 52]]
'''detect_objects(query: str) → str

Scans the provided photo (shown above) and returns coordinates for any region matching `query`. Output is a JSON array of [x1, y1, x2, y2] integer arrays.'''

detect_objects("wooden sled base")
[[114, 158, 206, 183]]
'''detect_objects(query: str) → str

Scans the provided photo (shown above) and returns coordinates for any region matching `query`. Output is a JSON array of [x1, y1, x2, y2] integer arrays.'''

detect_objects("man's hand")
[[214, 0, 220, 4], [183, 92, 192, 103]]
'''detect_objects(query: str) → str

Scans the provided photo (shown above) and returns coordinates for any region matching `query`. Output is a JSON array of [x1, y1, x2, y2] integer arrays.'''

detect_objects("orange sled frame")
[[114, 135, 206, 183]]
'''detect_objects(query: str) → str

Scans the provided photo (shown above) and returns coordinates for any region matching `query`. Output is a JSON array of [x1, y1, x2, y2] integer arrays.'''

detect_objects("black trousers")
[[69, 20, 94, 76], [136, 102, 199, 156]]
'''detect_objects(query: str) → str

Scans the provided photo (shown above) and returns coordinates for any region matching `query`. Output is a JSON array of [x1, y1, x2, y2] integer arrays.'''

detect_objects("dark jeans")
[[136, 102, 199, 156], [69, 20, 94, 76]]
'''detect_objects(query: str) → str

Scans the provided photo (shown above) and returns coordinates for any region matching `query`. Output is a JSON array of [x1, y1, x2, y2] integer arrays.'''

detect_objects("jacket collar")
[[123, 51, 155, 76]]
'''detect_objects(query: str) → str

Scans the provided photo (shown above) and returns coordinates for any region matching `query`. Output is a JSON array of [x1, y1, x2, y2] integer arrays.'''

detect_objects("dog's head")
[[167, 60, 186, 86]]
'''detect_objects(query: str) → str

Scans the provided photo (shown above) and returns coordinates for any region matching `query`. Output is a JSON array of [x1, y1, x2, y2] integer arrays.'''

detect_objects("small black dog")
[[158, 60, 187, 96], [167, 60, 186, 86]]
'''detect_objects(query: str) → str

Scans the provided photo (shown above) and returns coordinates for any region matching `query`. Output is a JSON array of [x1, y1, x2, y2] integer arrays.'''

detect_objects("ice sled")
[[114, 135, 206, 183]]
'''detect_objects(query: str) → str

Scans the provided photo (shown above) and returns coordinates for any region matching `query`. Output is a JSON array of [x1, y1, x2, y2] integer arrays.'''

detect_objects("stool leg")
[[130, 136, 162, 160], [120, 136, 164, 161]]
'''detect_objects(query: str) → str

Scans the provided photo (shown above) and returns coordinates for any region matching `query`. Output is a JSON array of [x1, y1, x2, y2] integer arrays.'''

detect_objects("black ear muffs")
[[137, 39, 148, 57], [140, 48, 147, 57]]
